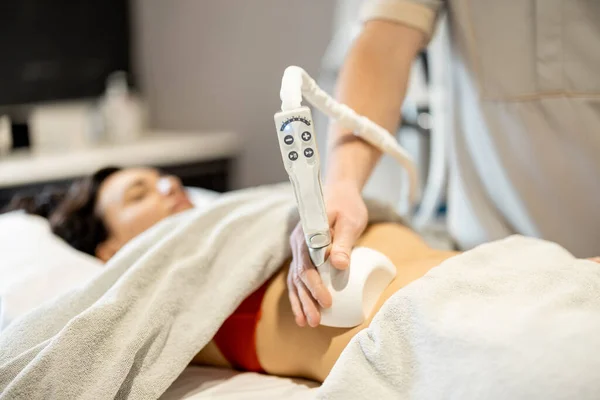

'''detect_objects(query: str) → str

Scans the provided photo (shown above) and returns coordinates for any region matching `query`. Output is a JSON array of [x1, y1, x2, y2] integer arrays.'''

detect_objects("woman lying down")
[[4, 166, 600, 393], [6, 166, 452, 381]]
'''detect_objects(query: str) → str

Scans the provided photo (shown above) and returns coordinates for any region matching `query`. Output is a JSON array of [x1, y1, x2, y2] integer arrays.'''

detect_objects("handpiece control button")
[[309, 233, 330, 248], [284, 135, 294, 145], [288, 151, 299, 161], [304, 148, 314, 158], [301, 131, 312, 142]]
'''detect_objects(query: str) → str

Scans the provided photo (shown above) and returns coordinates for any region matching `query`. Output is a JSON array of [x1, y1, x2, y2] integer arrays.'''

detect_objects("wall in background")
[[132, 0, 336, 188]]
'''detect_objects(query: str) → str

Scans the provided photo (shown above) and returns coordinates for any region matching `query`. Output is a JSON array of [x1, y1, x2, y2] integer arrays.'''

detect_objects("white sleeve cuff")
[[359, 0, 442, 44]]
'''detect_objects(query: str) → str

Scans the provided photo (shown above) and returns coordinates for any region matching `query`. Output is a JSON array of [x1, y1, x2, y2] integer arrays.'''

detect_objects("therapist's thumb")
[[330, 217, 365, 270]]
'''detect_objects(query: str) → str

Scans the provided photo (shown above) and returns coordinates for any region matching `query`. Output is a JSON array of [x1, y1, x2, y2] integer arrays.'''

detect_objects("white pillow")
[[0, 187, 221, 330], [0, 211, 102, 330], [185, 187, 221, 209], [0, 187, 219, 330]]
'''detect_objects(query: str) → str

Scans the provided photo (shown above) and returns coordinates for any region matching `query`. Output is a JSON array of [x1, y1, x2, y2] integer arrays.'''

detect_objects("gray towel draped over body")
[[0, 183, 401, 400]]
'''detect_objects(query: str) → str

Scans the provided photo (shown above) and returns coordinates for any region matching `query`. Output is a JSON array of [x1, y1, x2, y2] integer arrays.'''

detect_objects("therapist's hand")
[[287, 180, 368, 327]]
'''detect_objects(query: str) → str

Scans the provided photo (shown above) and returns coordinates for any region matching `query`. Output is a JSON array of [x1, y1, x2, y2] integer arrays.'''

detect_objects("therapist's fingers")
[[329, 215, 366, 271], [323, 181, 368, 271], [286, 269, 306, 327], [288, 221, 330, 327], [296, 239, 332, 309], [589, 257, 600, 264], [296, 279, 321, 327], [288, 224, 307, 327]]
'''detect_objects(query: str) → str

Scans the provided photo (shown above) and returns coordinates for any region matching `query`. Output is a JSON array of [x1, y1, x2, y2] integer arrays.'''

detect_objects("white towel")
[[318, 236, 600, 399], [0, 183, 402, 400]]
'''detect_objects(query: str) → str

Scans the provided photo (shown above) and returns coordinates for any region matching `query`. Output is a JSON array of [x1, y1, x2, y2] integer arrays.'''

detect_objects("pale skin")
[[94, 168, 598, 383], [93, 167, 458, 382], [193, 222, 458, 382], [82, 17, 600, 381], [288, 19, 429, 328], [92, 21, 431, 380], [94, 168, 194, 262], [288, 16, 600, 328]]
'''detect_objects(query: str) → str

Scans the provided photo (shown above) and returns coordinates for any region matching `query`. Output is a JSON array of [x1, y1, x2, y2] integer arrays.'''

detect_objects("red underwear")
[[212, 280, 270, 373]]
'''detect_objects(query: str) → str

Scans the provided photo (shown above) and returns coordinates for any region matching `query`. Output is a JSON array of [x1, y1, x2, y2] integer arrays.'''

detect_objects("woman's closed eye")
[[125, 181, 150, 203], [128, 188, 148, 202]]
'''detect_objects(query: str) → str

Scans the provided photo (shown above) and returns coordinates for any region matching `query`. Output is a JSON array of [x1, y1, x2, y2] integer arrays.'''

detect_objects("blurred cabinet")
[[0, 131, 240, 208]]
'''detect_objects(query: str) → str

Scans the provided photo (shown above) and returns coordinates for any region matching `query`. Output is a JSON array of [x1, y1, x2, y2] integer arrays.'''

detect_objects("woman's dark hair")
[[2, 167, 121, 256]]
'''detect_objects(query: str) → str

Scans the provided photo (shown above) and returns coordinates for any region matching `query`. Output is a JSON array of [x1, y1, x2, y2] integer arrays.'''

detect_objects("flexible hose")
[[279, 66, 421, 207]]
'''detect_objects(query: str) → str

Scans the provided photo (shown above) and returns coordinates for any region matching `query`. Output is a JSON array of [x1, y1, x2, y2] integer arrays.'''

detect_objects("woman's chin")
[[173, 200, 195, 213]]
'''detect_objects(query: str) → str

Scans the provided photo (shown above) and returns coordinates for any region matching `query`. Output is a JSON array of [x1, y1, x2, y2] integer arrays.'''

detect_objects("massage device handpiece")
[[274, 107, 331, 267]]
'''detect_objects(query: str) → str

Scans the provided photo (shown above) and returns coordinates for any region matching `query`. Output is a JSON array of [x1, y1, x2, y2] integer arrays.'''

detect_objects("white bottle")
[[102, 72, 145, 144], [0, 115, 12, 155]]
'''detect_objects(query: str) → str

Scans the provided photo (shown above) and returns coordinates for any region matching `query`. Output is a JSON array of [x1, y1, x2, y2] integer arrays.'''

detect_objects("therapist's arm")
[[321, 20, 426, 269], [286, 20, 427, 328], [325, 19, 426, 188]]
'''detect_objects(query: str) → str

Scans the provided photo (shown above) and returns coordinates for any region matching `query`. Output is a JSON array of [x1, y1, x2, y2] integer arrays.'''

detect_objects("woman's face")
[[95, 168, 194, 260]]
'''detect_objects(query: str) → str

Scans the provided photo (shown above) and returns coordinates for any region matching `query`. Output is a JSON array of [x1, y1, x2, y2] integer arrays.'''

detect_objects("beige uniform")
[[361, 0, 600, 257]]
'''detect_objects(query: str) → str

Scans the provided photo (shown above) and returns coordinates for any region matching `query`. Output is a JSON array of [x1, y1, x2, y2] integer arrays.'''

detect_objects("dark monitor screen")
[[0, 0, 131, 106]]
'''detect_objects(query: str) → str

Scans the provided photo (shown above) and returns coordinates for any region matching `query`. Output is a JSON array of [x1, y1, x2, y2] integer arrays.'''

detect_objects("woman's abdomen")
[[256, 222, 456, 382]]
